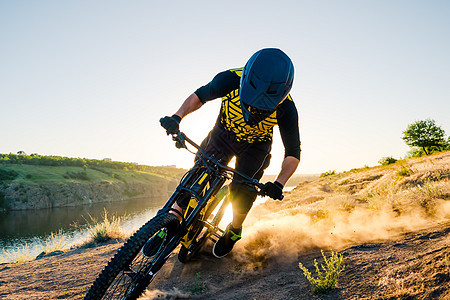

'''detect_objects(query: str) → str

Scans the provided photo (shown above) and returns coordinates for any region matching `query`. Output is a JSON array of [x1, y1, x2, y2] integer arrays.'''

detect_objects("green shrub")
[[397, 165, 413, 177], [379, 156, 398, 166], [81, 210, 125, 246], [320, 170, 336, 177], [0, 168, 18, 181], [298, 250, 345, 294], [63, 171, 90, 180], [190, 272, 207, 294]]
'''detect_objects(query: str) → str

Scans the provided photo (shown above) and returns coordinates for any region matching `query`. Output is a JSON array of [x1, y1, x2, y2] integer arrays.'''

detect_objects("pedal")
[[209, 235, 219, 243]]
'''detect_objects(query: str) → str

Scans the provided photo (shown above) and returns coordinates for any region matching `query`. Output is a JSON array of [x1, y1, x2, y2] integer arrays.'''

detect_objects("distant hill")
[[0, 154, 186, 211]]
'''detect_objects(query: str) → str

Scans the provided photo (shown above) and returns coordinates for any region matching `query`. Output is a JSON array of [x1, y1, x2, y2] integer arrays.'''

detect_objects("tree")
[[402, 119, 447, 156]]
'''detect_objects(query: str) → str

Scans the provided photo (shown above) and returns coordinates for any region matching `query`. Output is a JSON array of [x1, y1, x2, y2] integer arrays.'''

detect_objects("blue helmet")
[[240, 48, 294, 125]]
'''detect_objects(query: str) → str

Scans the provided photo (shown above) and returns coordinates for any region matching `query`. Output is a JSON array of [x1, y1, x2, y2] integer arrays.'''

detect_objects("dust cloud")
[[235, 197, 450, 266]]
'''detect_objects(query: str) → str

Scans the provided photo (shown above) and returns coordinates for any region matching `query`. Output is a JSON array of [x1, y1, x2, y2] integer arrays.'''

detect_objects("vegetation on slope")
[[0, 153, 186, 210], [0, 153, 185, 181]]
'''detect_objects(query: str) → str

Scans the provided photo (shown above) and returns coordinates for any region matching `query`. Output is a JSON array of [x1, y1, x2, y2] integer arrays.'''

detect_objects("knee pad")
[[229, 182, 257, 215]]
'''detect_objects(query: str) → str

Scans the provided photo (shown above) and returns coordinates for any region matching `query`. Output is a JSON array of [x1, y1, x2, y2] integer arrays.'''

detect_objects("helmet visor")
[[241, 102, 274, 126]]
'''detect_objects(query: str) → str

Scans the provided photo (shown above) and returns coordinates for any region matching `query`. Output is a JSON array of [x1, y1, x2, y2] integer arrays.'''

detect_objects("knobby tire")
[[84, 212, 178, 300]]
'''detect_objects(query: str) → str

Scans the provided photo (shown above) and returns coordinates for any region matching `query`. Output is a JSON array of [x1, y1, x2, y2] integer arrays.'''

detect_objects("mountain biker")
[[157, 48, 300, 258]]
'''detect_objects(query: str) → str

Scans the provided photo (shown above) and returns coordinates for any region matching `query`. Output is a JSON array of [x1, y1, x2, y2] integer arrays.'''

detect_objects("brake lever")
[[171, 131, 186, 149], [175, 140, 186, 149]]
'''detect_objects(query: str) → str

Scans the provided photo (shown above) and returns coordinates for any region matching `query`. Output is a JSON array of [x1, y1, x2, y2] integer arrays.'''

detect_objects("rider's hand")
[[160, 115, 181, 135], [261, 181, 283, 200]]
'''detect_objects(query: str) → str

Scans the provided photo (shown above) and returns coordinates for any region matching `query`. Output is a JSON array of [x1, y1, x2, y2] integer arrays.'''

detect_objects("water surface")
[[0, 196, 166, 261]]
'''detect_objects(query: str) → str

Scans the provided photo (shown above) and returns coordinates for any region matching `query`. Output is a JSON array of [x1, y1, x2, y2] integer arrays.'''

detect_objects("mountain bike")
[[84, 131, 282, 300]]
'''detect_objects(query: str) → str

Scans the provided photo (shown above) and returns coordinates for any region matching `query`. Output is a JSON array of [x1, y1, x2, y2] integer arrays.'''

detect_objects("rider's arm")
[[174, 93, 204, 119], [275, 99, 301, 186], [275, 156, 300, 186], [174, 70, 240, 119], [194, 70, 240, 103]]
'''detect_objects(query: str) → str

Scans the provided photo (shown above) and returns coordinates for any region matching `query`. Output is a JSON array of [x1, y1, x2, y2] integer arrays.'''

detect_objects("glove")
[[160, 115, 181, 135], [261, 181, 284, 200]]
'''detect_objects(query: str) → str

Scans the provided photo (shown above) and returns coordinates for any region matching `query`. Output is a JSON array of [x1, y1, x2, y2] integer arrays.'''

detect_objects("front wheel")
[[84, 212, 179, 300]]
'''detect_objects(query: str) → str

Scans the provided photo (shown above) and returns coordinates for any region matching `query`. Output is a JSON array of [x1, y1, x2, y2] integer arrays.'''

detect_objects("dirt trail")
[[0, 223, 448, 299]]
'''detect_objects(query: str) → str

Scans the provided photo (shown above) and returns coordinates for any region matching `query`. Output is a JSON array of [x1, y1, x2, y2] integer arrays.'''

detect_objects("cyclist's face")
[[248, 106, 272, 117]]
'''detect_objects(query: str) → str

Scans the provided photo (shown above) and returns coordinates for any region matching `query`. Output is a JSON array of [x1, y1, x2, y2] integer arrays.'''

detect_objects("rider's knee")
[[229, 182, 257, 215]]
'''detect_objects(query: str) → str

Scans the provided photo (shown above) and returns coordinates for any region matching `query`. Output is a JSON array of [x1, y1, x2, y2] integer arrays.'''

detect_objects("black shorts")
[[177, 125, 272, 214]]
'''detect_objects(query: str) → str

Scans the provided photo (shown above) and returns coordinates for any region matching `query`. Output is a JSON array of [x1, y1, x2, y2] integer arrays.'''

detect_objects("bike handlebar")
[[170, 130, 284, 200]]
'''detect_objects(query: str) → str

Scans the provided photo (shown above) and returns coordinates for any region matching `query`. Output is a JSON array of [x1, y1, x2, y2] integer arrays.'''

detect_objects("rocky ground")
[[0, 223, 448, 299]]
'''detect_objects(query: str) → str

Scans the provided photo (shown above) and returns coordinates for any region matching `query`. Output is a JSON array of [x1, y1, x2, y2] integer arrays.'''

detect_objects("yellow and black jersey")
[[194, 68, 301, 159]]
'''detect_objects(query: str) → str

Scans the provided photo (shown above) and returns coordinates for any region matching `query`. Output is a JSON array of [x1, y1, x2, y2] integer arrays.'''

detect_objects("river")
[[0, 196, 167, 262]]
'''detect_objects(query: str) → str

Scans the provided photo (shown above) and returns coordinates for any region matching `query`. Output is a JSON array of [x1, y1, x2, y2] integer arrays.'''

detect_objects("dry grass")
[[81, 209, 126, 246], [43, 229, 69, 253], [1, 244, 34, 264], [1, 210, 126, 264], [1, 230, 70, 264]]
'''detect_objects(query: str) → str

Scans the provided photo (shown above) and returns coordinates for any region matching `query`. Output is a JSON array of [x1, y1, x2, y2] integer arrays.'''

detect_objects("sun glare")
[[217, 195, 269, 229]]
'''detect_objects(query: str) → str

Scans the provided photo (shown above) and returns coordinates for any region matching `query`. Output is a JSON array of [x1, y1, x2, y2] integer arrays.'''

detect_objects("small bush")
[[379, 156, 398, 166], [0, 168, 18, 181], [44, 229, 68, 253], [397, 165, 413, 177], [299, 250, 345, 294], [320, 170, 336, 177], [190, 272, 207, 294], [82, 210, 125, 246], [63, 171, 90, 180]]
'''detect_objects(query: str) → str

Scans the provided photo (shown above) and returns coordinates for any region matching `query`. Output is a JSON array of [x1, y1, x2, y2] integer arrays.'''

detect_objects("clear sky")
[[1, 1, 449, 175]]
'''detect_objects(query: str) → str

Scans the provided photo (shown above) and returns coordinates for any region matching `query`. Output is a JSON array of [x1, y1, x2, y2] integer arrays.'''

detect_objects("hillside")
[[0, 159, 185, 210], [0, 152, 448, 299]]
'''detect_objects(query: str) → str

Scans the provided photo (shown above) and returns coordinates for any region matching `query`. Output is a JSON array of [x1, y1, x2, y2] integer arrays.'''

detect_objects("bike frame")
[[143, 131, 266, 278], [160, 131, 264, 224]]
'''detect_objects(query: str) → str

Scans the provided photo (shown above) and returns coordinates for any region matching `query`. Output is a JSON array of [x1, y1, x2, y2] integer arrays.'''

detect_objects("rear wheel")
[[178, 185, 230, 263], [84, 212, 179, 300]]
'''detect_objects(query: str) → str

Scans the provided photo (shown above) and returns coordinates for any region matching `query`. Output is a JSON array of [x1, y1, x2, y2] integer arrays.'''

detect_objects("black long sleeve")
[[277, 100, 301, 159], [194, 70, 240, 103]]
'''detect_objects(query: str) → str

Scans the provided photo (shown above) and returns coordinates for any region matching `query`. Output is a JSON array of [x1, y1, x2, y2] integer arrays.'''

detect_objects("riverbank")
[[0, 164, 184, 210]]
